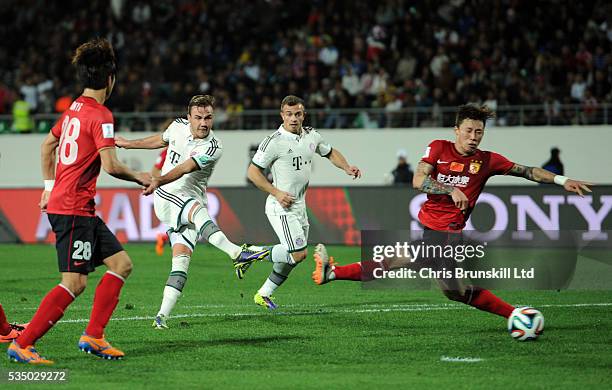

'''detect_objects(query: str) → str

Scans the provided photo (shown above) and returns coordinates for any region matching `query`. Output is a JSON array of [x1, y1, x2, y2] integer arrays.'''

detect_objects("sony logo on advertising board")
[[409, 193, 612, 241]]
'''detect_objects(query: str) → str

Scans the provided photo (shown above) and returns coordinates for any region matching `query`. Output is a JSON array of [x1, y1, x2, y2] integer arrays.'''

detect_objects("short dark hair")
[[188, 94, 215, 114], [455, 104, 495, 128], [72, 38, 117, 89], [280, 95, 305, 110]]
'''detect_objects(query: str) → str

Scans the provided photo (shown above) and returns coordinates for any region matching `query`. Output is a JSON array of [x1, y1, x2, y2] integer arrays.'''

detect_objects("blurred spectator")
[[55, 93, 73, 113], [11, 94, 33, 134], [542, 147, 564, 176], [391, 149, 413, 185], [0, 0, 609, 128]]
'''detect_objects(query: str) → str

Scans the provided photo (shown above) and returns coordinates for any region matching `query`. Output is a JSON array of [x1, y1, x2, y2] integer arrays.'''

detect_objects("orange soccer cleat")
[[312, 243, 336, 285], [7, 341, 54, 365], [78, 334, 125, 360], [0, 323, 28, 343], [155, 232, 168, 256]]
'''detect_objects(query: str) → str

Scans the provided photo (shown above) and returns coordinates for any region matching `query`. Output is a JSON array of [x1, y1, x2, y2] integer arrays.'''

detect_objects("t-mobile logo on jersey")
[[293, 156, 303, 170], [168, 150, 181, 165]]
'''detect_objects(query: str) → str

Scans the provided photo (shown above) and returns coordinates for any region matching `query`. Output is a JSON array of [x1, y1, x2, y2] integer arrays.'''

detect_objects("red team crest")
[[469, 160, 482, 174]]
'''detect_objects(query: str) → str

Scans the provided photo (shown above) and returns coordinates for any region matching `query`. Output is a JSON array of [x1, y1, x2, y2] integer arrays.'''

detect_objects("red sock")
[[85, 272, 125, 339], [0, 304, 11, 335], [333, 262, 362, 281], [468, 287, 514, 318], [16, 285, 74, 347]]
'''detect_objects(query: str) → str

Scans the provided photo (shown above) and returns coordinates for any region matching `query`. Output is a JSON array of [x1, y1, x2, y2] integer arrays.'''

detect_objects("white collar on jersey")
[[278, 125, 301, 140]]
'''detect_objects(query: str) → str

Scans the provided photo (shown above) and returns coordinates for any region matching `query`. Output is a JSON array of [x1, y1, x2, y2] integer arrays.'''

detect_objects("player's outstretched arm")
[[325, 148, 361, 179], [100, 147, 152, 187], [143, 159, 198, 195], [413, 161, 468, 210], [39, 132, 60, 211], [247, 164, 295, 208], [507, 163, 593, 196], [115, 134, 167, 150]]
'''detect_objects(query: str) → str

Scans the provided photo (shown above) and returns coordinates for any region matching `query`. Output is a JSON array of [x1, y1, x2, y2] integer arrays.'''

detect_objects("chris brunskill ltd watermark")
[[369, 240, 535, 281]]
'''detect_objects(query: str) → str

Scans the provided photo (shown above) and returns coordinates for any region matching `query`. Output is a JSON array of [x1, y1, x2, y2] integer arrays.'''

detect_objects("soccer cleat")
[[0, 323, 28, 343], [7, 341, 53, 365], [78, 334, 124, 360], [233, 244, 270, 279], [254, 293, 278, 310], [312, 243, 335, 285], [155, 232, 168, 256], [152, 314, 168, 329]]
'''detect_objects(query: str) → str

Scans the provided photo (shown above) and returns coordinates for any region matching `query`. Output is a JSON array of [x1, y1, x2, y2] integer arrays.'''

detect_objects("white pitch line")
[[440, 356, 484, 363], [55, 302, 612, 324]]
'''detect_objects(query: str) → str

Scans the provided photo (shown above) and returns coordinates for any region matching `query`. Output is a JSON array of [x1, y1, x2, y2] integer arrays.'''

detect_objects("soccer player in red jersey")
[[7, 38, 151, 365], [313, 104, 592, 320], [0, 304, 27, 343]]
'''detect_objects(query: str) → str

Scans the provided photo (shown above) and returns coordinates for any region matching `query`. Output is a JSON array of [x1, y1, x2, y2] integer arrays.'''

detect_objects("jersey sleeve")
[[314, 130, 332, 157], [161, 122, 175, 144], [488, 152, 515, 175], [252, 135, 279, 169], [92, 110, 116, 150], [191, 139, 222, 170], [51, 115, 64, 138], [420, 140, 443, 166]]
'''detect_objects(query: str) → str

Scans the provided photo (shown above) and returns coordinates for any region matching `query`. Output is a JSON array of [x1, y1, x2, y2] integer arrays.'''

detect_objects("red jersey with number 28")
[[418, 139, 514, 232], [46, 96, 116, 216]]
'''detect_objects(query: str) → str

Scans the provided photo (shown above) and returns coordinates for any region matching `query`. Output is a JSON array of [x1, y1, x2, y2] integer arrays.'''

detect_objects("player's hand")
[[136, 172, 152, 187], [345, 165, 361, 179], [143, 176, 160, 196], [114, 136, 130, 149], [451, 187, 469, 211], [142, 176, 160, 195], [274, 190, 295, 209], [39, 190, 51, 212], [564, 179, 593, 197]]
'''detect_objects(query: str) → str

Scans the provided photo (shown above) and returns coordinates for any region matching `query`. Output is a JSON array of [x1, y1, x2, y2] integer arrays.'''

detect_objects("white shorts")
[[154, 188, 211, 251], [267, 208, 309, 253]]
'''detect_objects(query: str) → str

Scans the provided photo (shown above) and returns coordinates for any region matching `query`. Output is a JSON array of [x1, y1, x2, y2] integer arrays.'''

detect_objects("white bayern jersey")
[[158, 118, 222, 202], [252, 125, 332, 214]]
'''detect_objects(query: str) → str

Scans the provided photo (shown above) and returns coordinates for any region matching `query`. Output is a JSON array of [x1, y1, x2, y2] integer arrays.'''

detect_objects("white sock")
[[158, 286, 181, 317], [270, 244, 295, 265], [157, 254, 190, 317], [258, 262, 295, 296], [208, 231, 241, 258]]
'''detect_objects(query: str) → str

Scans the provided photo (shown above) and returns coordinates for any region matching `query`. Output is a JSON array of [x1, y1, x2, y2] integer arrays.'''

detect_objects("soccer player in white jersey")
[[115, 95, 269, 328], [247, 95, 361, 309]]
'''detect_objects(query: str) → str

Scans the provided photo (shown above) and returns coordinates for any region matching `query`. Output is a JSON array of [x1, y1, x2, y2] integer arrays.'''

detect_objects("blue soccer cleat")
[[233, 244, 270, 279]]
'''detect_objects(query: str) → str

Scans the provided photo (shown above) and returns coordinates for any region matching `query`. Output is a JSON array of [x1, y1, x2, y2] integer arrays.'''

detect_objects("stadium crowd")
[[1, 0, 611, 128]]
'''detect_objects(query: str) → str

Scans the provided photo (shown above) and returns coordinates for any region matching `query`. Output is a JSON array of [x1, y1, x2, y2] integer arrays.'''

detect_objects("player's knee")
[[119, 258, 133, 277], [110, 256, 133, 278], [291, 249, 308, 263], [61, 276, 87, 297]]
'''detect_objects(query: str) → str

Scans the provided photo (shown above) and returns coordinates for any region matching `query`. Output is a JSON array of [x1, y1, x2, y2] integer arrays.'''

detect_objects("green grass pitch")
[[1, 243, 611, 389]]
